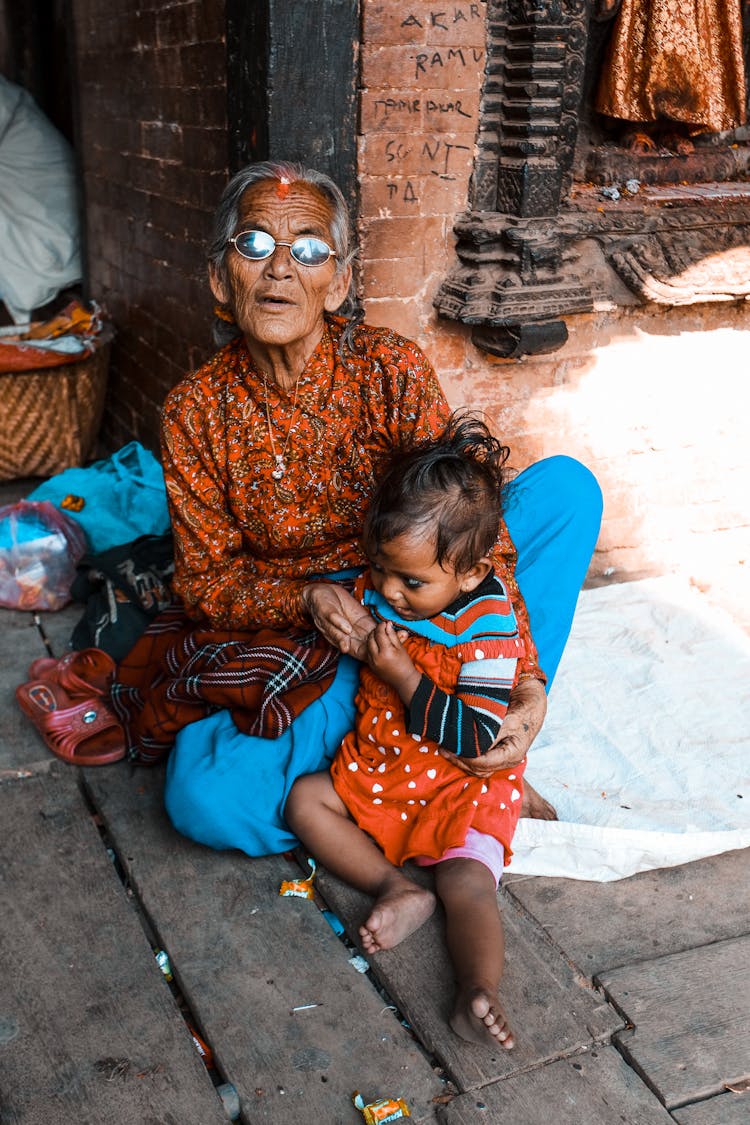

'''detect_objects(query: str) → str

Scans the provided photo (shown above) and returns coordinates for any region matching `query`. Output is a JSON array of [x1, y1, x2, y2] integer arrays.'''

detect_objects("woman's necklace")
[[261, 372, 302, 480]]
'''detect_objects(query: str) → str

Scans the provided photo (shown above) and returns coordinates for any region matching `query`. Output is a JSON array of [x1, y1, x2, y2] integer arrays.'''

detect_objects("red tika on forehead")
[[275, 175, 291, 200]]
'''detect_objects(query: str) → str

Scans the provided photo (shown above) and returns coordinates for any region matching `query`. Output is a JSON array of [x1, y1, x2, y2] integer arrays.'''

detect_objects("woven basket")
[[0, 331, 111, 481]]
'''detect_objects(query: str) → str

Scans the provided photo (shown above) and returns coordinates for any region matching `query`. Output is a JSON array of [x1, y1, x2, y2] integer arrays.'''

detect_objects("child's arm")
[[365, 621, 420, 705], [406, 648, 520, 760], [438, 676, 547, 777]]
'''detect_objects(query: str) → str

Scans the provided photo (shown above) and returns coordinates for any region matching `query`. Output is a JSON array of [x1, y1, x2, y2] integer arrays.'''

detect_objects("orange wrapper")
[[279, 857, 317, 899], [353, 1092, 411, 1123], [187, 1024, 214, 1069]]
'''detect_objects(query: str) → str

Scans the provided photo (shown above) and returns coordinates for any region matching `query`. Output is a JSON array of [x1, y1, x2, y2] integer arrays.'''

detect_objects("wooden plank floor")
[[315, 866, 621, 1092], [437, 1047, 676, 1124], [2, 577, 750, 1123], [0, 768, 229, 1125], [85, 763, 446, 1123], [672, 1090, 750, 1124], [505, 849, 750, 977], [598, 938, 750, 1110]]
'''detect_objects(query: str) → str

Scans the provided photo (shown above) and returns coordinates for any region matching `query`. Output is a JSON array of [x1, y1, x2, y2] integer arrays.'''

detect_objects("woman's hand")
[[438, 676, 547, 778], [365, 621, 420, 704], [302, 583, 375, 658]]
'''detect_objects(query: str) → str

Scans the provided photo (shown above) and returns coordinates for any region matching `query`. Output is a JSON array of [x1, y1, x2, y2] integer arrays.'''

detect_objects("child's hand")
[[366, 621, 420, 704]]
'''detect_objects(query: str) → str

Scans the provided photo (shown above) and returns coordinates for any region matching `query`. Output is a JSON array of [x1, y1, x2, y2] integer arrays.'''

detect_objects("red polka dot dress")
[[331, 573, 528, 868]]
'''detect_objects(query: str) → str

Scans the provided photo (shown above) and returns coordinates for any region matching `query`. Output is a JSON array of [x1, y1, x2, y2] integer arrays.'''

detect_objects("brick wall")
[[72, 0, 228, 453], [358, 1, 749, 628]]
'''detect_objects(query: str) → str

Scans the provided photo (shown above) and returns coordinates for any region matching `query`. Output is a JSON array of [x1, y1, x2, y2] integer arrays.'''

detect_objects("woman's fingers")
[[303, 583, 375, 653]]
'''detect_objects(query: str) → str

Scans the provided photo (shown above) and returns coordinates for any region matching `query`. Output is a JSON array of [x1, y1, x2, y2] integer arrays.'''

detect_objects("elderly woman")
[[114, 160, 602, 856]]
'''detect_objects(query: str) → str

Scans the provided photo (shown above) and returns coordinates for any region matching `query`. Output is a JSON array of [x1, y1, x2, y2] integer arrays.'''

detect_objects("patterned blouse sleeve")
[[160, 331, 453, 631], [161, 382, 312, 630]]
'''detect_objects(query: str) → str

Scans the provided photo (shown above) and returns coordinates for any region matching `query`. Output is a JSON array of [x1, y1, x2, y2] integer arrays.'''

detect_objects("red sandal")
[[15, 680, 126, 766], [27, 648, 115, 698]]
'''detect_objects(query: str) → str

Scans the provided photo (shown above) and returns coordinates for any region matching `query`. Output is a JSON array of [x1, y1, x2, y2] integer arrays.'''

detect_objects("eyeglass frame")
[[226, 229, 338, 267]]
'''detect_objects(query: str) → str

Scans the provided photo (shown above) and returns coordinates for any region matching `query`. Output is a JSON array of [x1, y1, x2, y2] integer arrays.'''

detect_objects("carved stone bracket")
[[435, 0, 750, 356]]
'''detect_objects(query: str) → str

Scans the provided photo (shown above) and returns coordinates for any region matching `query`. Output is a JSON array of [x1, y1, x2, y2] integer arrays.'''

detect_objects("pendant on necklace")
[[271, 454, 286, 480]]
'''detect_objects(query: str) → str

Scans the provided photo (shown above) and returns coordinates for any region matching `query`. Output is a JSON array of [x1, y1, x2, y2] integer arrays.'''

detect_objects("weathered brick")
[[360, 88, 425, 133], [180, 40, 226, 86], [151, 45, 184, 86], [362, 42, 486, 90], [156, 2, 199, 47], [425, 2, 487, 48], [363, 257, 425, 299], [422, 88, 480, 132], [360, 132, 476, 179], [364, 1, 487, 46], [419, 319, 473, 371], [181, 125, 228, 170], [140, 120, 184, 161], [74, 0, 224, 447], [360, 214, 445, 260], [417, 169, 472, 215], [362, 297, 426, 342]]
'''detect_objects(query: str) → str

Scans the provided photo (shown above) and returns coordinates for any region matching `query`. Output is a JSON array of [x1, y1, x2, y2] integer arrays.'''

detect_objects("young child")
[[286, 415, 534, 1049]]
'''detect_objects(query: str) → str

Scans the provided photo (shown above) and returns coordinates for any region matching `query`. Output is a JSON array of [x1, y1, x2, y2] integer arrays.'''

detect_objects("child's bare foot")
[[450, 986, 514, 1049], [521, 780, 557, 820], [359, 881, 436, 953]]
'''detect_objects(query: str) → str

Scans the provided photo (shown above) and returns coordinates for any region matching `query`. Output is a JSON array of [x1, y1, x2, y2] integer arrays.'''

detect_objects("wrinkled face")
[[210, 180, 351, 352], [367, 530, 486, 620]]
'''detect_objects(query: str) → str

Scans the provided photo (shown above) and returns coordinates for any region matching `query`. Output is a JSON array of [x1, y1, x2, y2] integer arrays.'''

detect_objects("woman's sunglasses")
[[228, 229, 337, 267]]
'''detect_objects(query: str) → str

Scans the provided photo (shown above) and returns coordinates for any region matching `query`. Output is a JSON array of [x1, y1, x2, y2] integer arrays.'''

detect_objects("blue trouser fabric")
[[164, 455, 603, 855]]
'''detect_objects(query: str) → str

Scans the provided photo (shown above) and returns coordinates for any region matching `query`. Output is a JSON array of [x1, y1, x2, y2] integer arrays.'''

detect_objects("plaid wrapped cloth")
[[110, 605, 339, 764]]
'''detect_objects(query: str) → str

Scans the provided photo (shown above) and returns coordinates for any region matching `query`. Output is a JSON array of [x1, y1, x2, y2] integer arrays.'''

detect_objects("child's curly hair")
[[363, 412, 510, 574]]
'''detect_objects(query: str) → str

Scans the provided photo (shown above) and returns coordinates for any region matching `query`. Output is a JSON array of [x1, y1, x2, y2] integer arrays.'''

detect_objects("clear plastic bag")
[[0, 500, 86, 610]]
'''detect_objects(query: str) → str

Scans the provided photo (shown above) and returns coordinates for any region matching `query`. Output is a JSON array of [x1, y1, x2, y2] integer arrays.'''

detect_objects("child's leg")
[[434, 857, 514, 1049], [286, 772, 435, 953]]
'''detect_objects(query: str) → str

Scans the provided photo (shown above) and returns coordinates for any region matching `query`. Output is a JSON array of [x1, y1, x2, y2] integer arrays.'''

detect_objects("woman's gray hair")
[[208, 160, 363, 350]]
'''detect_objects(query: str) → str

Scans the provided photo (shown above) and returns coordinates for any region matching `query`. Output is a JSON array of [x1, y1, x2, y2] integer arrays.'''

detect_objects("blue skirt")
[[165, 455, 602, 855]]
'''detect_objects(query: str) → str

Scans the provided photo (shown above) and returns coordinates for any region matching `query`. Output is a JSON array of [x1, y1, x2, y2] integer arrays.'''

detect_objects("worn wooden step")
[[672, 1089, 750, 1124], [436, 1046, 674, 1124], [505, 845, 750, 979], [0, 767, 229, 1124], [314, 862, 622, 1093], [598, 936, 750, 1109], [85, 762, 446, 1124]]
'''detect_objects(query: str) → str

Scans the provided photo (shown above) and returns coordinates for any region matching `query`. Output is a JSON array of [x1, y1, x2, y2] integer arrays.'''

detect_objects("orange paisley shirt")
[[160, 315, 542, 680]]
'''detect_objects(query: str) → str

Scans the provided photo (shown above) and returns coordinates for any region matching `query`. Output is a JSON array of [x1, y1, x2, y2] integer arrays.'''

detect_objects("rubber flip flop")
[[27, 648, 115, 699], [15, 680, 126, 766]]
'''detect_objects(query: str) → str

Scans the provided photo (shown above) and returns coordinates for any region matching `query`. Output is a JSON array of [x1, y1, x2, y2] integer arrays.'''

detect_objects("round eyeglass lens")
[[290, 237, 332, 265], [234, 230, 275, 259]]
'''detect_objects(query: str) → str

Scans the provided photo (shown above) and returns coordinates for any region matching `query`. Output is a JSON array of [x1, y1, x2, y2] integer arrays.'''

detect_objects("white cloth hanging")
[[0, 75, 82, 323]]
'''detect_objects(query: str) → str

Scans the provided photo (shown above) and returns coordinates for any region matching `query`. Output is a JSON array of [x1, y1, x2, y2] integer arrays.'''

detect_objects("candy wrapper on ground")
[[279, 857, 317, 899], [353, 1091, 411, 1122], [0, 500, 86, 610]]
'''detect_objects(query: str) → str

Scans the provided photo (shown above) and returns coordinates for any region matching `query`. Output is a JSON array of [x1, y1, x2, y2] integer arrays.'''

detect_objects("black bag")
[[70, 533, 175, 661]]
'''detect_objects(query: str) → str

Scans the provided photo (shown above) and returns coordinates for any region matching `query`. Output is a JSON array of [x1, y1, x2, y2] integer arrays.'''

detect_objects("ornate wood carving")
[[435, 0, 750, 357]]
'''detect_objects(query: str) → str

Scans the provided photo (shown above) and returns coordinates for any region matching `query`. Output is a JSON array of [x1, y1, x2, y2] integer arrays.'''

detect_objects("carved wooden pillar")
[[435, 0, 593, 357]]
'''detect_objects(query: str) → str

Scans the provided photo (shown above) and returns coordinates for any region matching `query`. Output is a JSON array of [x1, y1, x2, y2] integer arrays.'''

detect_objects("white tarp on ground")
[[507, 576, 750, 881]]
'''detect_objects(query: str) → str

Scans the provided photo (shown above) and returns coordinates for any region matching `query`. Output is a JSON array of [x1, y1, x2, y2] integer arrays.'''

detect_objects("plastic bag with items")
[[0, 500, 86, 610]]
